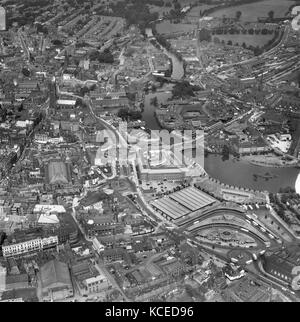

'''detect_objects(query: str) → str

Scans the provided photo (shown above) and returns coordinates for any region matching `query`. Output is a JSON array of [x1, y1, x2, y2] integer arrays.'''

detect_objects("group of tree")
[[213, 27, 276, 36], [22, 67, 31, 77], [155, 34, 171, 51], [51, 39, 63, 46], [89, 48, 114, 64], [200, 0, 267, 19], [214, 27, 281, 56], [172, 81, 201, 99], [35, 23, 48, 35], [117, 108, 142, 121], [109, 0, 159, 31], [168, 0, 182, 20], [199, 28, 212, 42], [221, 145, 230, 161], [150, 96, 158, 106]]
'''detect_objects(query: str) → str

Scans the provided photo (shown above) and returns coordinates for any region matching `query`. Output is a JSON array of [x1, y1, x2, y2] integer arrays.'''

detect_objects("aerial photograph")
[[0, 0, 299, 307]]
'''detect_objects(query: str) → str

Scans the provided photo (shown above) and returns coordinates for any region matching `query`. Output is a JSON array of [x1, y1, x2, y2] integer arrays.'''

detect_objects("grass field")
[[155, 0, 295, 39], [209, 0, 296, 22], [212, 33, 274, 47], [156, 20, 196, 34]]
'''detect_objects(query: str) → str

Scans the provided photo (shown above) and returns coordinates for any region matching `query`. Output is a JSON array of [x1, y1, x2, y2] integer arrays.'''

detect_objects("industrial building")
[[262, 247, 300, 291], [151, 187, 216, 221], [47, 161, 70, 185], [40, 260, 73, 301]]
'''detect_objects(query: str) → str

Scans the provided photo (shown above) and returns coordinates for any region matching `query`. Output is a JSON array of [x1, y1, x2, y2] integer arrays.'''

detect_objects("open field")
[[156, 20, 196, 34], [208, 0, 296, 22], [212, 34, 274, 47]]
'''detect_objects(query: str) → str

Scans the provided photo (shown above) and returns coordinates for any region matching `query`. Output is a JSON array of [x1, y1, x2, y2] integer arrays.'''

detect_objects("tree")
[[199, 28, 211, 42], [268, 10, 274, 21], [254, 46, 262, 56], [117, 108, 142, 121], [79, 86, 90, 97], [89, 49, 114, 64], [150, 96, 158, 106], [172, 81, 198, 99], [51, 39, 63, 46], [213, 37, 220, 44], [221, 145, 230, 161], [22, 67, 30, 77], [235, 10, 242, 21]]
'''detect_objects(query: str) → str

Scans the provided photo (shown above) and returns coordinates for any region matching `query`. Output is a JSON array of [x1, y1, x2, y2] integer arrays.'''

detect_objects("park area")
[[156, 20, 196, 34], [155, 0, 295, 38], [208, 0, 296, 22], [212, 33, 274, 47]]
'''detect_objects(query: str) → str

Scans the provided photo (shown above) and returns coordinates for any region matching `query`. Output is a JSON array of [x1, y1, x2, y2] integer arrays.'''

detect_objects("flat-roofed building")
[[56, 99, 76, 110], [140, 167, 186, 181], [83, 274, 110, 294]]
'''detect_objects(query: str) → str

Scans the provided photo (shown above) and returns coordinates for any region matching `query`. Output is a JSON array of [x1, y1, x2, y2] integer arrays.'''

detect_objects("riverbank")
[[240, 154, 299, 168]]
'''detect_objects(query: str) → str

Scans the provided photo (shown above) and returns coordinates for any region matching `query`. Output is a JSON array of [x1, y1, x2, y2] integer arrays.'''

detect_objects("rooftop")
[[40, 259, 72, 289]]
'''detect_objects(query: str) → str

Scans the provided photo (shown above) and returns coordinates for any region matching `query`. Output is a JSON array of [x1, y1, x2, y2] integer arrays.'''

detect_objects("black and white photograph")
[[0, 0, 299, 308]]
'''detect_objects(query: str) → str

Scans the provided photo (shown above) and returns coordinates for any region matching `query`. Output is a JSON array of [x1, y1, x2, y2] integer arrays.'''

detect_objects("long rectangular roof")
[[169, 187, 216, 211], [151, 197, 190, 220], [151, 187, 216, 220]]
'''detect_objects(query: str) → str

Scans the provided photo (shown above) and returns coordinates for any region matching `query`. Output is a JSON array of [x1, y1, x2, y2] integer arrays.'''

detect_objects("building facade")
[[2, 236, 59, 258]]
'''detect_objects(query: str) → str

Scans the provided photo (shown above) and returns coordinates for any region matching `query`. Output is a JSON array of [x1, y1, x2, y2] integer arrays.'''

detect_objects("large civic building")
[[262, 247, 300, 291], [47, 161, 70, 185]]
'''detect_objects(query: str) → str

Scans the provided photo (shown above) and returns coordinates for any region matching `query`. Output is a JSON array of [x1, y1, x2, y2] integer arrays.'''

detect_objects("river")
[[142, 90, 171, 130], [141, 41, 185, 129], [205, 154, 299, 193], [141, 25, 299, 194]]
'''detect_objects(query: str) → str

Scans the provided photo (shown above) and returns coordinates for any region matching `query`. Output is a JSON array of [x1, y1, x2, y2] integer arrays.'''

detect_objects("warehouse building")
[[40, 260, 73, 301]]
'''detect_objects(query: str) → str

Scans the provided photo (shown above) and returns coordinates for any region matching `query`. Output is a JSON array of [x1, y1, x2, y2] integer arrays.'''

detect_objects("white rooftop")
[[56, 99, 76, 106], [38, 213, 59, 224], [33, 204, 66, 213]]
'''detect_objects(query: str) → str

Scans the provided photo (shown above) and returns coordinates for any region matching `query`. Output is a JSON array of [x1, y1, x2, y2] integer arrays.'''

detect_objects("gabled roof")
[[41, 260, 72, 289]]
